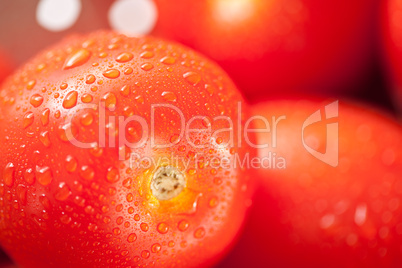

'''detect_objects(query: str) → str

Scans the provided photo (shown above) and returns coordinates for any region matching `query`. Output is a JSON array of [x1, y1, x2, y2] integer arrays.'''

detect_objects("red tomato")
[[218, 99, 402, 268], [383, 0, 402, 112], [0, 47, 14, 83], [153, 0, 378, 100], [0, 31, 254, 267]]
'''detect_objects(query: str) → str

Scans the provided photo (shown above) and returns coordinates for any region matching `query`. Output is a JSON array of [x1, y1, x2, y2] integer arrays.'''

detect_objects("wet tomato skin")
[[0, 31, 254, 267], [219, 99, 402, 268]]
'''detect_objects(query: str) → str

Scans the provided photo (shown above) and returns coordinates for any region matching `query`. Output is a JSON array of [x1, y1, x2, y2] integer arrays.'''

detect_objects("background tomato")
[[218, 99, 402, 268], [0, 31, 254, 267], [383, 0, 402, 112], [153, 0, 379, 101]]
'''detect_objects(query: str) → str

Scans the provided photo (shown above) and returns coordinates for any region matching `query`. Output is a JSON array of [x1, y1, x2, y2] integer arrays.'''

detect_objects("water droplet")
[[141, 250, 150, 259], [209, 197, 218, 208], [81, 93, 93, 103], [58, 123, 78, 142], [80, 112, 93, 126], [140, 222, 149, 232], [178, 220, 189, 231], [124, 67, 133, 75], [30, 94, 44, 108], [24, 168, 35, 185], [157, 222, 169, 234], [126, 193, 134, 202], [151, 243, 161, 253], [89, 145, 103, 157], [60, 83, 68, 90], [103, 69, 120, 79], [39, 131, 51, 147], [63, 49, 91, 70], [3, 163, 15, 187], [41, 108, 50, 126], [134, 214, 140, 221], [26, 80, 36, 90], [60, 214, 72, 224], [63, 91, 78, 109], [85, 74, 96, 84], [140, 63, 154, 71], [101, 92, 117, 109], [54, 182, 71, 201], [116, 52, 134, 63], [161, 91, 177, 102], [119, 85, 130, 97], [80, 166, 94, 180], [65, 155, 77, 173], [36, 166, 53, 186], [194, 227, 205, 239], [106, 167, 120, 183], [113, 227, 121, 235], [140, 51, 154, 59], [160, 56, 176, 65], [23, 112, 34, 128], [183, 72, 201, 86]]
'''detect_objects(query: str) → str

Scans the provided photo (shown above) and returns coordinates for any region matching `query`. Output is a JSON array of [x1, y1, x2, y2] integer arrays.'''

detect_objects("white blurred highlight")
[[36, 0, 82, 32]]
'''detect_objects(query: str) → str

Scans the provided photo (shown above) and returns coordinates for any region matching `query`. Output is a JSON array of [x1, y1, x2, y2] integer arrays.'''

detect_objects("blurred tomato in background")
[[153, 0, 379, 101], [383, 0, 402, 112], [218, 99, 402, 268]]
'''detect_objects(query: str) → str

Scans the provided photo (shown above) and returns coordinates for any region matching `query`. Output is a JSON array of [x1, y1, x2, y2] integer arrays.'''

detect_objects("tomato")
[[0, 47, 14, 83], [383, 0, 402, 112], [218, 99, 402, 268], [0, 31, 254, 267], [153, 0, 378, 100]]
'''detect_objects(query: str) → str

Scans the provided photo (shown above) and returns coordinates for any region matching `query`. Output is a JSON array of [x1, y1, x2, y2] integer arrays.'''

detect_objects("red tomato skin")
[[383, 0, 402, 112], [218, 99, 402, 268], [0, 31, 255, 267], [153, 0, 378, 101]]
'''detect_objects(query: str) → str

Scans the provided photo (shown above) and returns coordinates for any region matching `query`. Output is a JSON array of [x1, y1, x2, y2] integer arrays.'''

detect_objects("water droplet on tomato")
[[54, 182, 71, 201], [41, 108, 50, 126], [194, 227, 205, 239], [24, 168, 35, 185], [39, 131, 51, 147], [63, 91, 78, 109], [119, 85, 130, 97], [140, 222, 149, 232], [183, 72, 201, 86], [80, 165, 94, 180], [3, 163, 15, 187], [65, 155, 77, 173], [63, 48, 91, 70], [58, 123, 78, 142], [26, 80, 36, 90], [140, 63, 154, 71], [157, 222, 169, 234], [81, 93, 93, 103], [101, 92, 117, 109], [140, 51, 154, 59], [85, 74, 96, 84], [106, 167, 120, 183], [103, 69, 120, 79], [160, 56, 176, 65], [80, 112, 93, 126], [178, 220, 189, 231], [161, 91, 177, 102], [141, 250, 150, 259], [116, 52, 134, 63], [36, 166, 53, 186], [30, 94, 44, 108], [23, 112, 35, 128]]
